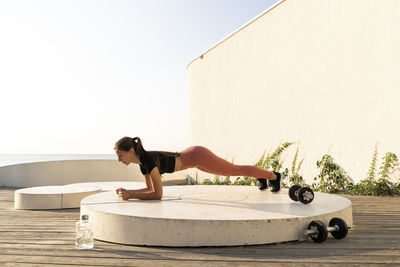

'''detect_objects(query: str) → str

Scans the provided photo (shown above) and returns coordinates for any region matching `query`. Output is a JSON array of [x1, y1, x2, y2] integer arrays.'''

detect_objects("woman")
[[115, 136, 281, 200]]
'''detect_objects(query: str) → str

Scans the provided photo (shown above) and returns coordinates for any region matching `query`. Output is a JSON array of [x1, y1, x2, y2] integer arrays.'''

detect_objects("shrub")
[[286, 143, 306, 187], [349, 145, 400, 196], [245, 142, 295, 186], [197, 142, 400, 196], [312, 154, 353, 193]]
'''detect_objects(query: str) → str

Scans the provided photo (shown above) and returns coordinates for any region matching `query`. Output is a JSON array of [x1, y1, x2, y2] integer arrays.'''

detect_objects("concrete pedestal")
[[15, 185, 101, 210], [81, 185, 353, 247], [67, 181, 145, 192]]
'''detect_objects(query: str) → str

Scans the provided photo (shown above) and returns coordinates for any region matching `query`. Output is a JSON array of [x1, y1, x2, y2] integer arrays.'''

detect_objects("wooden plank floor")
[[0, 187, 399, 266]]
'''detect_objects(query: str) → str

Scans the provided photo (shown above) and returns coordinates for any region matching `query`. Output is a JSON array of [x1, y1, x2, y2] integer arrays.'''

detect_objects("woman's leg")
[[180, 146, 276, 180], [196, 165, 214, 173]]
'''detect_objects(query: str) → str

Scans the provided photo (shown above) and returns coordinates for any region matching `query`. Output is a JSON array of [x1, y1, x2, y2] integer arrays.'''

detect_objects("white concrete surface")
[[68, 181, 146, 192], [0, 160, 188, 187], [14, 185, 101, 210], [81, 185, 353, 247]]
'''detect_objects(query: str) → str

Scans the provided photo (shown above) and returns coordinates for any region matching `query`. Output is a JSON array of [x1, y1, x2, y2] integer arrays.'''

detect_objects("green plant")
[[233, 176, 255, 186], [348, 144, 400, 196], [196, 142, 400, 196], [201, 173, 232, 185], [379, 152, 399, 181], [349, 144, 379, 195], [269, 142, 295, 172], [243, 142, 295, 186], [287, 144, 306, 186], [375, 152, 400, 195], [367, 143, 379, 181], [373, 177, 399, 196], [312, 154, 353, 193], [201, 178, 214, 185]]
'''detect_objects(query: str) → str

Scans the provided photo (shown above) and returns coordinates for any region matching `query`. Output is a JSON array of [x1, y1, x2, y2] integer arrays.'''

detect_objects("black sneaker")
[[269, 172, 281, 192], [258, 178, 268, 191]]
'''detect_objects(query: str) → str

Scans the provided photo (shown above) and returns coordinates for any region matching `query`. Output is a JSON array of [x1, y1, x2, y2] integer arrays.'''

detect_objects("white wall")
[[187, 0, 400, 183], [0, 160, 188, 187]]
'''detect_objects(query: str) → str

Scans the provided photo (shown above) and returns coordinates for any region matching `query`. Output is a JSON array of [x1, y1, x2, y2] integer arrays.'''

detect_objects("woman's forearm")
[[128, 190, 162, 200], [126, 188, 151, 194]]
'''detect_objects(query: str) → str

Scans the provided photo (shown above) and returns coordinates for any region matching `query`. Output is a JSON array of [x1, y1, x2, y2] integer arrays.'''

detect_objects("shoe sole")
[[271, 173, 282, 193], [258, 178, 268, 191]]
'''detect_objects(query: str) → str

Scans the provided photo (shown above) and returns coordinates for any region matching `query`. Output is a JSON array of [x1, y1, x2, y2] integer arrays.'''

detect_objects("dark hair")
[[114, 136, 181, 171], [114, 136, 146, 158]]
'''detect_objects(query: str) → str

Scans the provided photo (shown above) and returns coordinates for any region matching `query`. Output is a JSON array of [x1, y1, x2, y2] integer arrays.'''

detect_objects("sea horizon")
[[0, 154, 117, 167]]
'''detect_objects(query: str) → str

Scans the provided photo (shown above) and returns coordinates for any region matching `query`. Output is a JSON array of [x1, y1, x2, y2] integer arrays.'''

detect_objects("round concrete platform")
[[15, 185, 101, 210], [68, 181, 145, 192], [80, 185, 353, 247]]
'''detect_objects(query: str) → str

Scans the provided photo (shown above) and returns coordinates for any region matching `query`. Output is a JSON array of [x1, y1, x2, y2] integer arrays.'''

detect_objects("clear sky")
[[0, 0, 279, 154]]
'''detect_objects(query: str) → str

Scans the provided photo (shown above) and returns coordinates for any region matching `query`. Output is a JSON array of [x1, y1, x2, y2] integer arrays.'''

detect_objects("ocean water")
[[0, 154, 117, 167]]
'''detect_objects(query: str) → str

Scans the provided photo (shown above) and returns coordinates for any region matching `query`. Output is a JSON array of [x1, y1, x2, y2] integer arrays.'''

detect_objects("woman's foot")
[[269, 172, 282, 192], [258, 178, 268, 190]]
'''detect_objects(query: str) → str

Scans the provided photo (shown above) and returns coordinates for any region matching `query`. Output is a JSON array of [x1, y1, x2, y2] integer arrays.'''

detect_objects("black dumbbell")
[[304, 218, 349, 243], [289, 185, 314, 204]]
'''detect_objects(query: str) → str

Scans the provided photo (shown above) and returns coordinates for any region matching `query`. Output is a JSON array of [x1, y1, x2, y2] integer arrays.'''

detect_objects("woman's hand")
[[117, 189, 130, 200], [119, 190, 130, 200], [116, 188, 130, 199], [116, 188, 126, 195], [115, 188, 126, 195]]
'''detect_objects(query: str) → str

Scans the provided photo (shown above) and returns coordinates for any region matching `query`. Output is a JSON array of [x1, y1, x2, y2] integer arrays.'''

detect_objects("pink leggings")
[[180, 146, 275, 180]]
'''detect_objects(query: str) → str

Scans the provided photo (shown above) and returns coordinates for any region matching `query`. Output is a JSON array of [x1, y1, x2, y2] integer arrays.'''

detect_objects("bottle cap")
[[81, 214, 89, 220]]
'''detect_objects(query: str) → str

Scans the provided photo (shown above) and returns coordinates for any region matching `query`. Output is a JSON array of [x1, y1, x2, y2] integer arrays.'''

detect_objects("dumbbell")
[[289, 185, 314, 204], [304, 218, 349, 243]]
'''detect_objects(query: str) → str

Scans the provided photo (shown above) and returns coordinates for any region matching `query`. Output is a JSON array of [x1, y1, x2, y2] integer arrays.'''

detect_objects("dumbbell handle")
[[327, 225, 339, 232], [295, 190, 314, 201], [302, 192, 313, 200], [304, 225, 339, 236]]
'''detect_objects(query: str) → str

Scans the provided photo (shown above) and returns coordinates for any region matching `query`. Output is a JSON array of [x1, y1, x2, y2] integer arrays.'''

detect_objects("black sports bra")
[[139, 151, 176, 175]]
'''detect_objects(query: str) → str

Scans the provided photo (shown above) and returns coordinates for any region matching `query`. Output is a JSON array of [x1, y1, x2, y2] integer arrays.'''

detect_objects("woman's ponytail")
[[115, 136, 145, 157], [132, 137, 145, 155]]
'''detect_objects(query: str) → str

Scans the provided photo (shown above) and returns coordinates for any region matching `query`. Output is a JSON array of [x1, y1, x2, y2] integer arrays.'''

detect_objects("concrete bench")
[[14, 185, 101, 210]]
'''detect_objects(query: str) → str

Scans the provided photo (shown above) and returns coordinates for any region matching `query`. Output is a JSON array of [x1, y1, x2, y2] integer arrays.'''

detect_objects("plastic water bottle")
[[75, 214, 94, 249]]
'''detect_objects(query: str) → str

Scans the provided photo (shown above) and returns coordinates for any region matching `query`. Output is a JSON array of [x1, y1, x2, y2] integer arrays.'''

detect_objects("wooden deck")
[[0, 187, 399, 266]]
